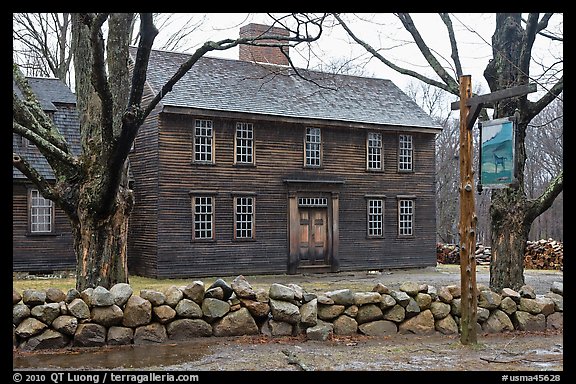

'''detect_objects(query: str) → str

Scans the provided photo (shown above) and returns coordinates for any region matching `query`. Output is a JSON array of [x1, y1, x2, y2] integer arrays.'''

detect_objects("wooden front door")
[[298, 208, 328, 265]]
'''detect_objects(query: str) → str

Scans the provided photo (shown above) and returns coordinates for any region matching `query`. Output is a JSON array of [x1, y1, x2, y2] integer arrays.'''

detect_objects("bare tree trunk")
[[73, 184, 133, 291], [489, 189, 530, 290]]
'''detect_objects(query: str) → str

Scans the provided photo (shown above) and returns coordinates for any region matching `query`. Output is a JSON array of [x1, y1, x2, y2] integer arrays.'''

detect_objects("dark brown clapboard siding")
[[130, 109, 438, 278], [127, 95, 161, 278], [12, 183, 76, 273]]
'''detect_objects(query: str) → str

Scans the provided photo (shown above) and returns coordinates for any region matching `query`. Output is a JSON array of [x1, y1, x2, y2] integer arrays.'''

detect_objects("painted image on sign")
[[480, 119, 514, 187]]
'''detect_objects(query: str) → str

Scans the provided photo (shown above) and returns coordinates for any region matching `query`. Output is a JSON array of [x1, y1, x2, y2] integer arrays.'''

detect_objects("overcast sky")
[[152, 13, 562, 101]]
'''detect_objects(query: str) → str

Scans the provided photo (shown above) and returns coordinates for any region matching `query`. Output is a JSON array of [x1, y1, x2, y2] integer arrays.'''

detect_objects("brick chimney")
[[239, 23, 290, 66]]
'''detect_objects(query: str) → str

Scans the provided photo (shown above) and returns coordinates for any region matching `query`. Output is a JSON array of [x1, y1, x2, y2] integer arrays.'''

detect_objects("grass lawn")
[[12, 275, 233, 295]]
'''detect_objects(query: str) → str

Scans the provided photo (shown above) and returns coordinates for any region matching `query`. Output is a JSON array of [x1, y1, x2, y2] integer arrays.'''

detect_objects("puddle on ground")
[[13, 340, 213, 370]]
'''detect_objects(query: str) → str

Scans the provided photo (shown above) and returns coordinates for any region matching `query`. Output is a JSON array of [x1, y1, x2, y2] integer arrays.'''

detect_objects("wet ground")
[[13, 331, 564, 372], [13, 265, 564, 374]]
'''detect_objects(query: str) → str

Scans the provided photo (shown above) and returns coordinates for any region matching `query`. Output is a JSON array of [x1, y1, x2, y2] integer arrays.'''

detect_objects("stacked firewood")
[[436, 243, 460, 264], [436, 239, 563, 270], [524, 238, 563, 271]]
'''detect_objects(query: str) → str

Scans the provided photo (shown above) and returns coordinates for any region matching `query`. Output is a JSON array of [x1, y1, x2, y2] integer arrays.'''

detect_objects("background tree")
[[13, 13, 73, 86], [335, 13, 563, 291], [13, 13, 205, 89], [13, 12, 327, 290]]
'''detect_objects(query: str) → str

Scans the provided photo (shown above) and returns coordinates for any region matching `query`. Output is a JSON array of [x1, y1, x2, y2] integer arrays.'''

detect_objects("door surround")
[[284, 178, 342, 274]]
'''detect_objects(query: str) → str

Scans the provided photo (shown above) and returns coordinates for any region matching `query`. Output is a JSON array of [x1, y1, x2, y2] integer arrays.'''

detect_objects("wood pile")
[[436, 239, 563, 270], [524, 238, 563, 270]]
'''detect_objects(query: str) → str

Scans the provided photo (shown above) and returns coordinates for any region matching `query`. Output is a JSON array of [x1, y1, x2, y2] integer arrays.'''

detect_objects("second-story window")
[[367, 132, 383, 171], [398, 134, 413, 172], [235, 122, 254, 164], [305, 127, 321, 167], [194, 119, 214, 163]]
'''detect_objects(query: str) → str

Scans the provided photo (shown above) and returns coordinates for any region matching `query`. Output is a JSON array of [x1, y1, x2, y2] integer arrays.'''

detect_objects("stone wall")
[[12, 276, 564, 351]]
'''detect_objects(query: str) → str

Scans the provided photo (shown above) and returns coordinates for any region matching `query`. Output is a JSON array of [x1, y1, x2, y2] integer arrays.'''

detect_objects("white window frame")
[[367, 199, 384, 238], [398, 199, 414, 236], [234, 196, 255, 240], [194, 119, 214, 163], [234, 122, 254, 165], [29, 188, 53, 234], [192, 196, 215, 241], [367, 132, 383, 171], [304, 127, 322, 167], [398, 134, 413, 172]]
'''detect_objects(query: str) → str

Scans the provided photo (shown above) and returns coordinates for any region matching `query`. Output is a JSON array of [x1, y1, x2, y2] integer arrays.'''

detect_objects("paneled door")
[[298, 208, 328, 265]]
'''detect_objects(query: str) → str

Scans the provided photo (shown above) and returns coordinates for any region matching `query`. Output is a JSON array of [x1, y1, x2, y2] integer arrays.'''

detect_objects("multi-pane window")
[[235, 196, 254, 240], [367, 132, 383, 170], [194, 119, 213, 163], [30, 189, 53, 233], [367, 199, 384, 237], [398, 134, 413, 171], [192, 196, 214, 240], [305, 127, 321, 167], [235, 122, 254, 164], [398, 199, 414, 236]]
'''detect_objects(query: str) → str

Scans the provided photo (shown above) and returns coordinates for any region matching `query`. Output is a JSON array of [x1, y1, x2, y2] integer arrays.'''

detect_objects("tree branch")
[[334, 14, 456, 95], [439, 13, 463, 78], [526, 170, 563, 223], [526, 76, 563, 120], [13, 64, 70, 152], [396, 13, 460, 94], [87, 13, 114, 146], [13, 121, 78, 168], [13, 153, 60, 202], [519, 13, 540, 76]]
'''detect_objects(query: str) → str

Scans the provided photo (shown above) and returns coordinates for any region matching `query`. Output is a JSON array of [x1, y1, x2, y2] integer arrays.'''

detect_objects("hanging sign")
[[478, 116, 516, 189]]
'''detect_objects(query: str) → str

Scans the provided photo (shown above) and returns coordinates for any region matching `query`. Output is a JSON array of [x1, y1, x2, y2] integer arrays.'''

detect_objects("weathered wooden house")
[[127, 23, 443, 278], [12, 77, 79, 273]]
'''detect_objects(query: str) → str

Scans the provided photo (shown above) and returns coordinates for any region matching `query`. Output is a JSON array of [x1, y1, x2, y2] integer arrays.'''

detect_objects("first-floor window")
[[398, 199, 414, 236], [367, 199, 384, 237], [234, 196, 254, 239], [30, 188, 53, 233], [192, 196, 214, 240]]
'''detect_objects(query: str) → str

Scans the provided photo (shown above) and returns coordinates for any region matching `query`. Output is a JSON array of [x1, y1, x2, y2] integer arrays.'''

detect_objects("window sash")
[[305, 127, 321, 167], [235, 196, 254, 239], [367, 199, 384, 237], [367, 132, 383, 170], [398, 199, 414, 236], [398, 134, 413, 171], [235, 122, 254, 164], [194, 119, 213, 163], [30, 189, 53, 233], [192, 196, 214, 240]]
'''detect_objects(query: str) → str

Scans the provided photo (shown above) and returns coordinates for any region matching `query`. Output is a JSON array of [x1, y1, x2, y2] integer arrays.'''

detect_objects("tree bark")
[[489, 189, 530, 290], [73, 183, 133, 291]]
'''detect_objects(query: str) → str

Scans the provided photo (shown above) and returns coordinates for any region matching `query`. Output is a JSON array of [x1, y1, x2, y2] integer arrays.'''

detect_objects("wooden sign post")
[[457, 75, 477, 345], [451, 76, 536, 345]]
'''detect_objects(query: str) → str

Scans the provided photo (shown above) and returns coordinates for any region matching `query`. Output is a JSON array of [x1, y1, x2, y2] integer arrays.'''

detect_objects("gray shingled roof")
[[13, 77, 80, 180], [138, 48, 441, 130]]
